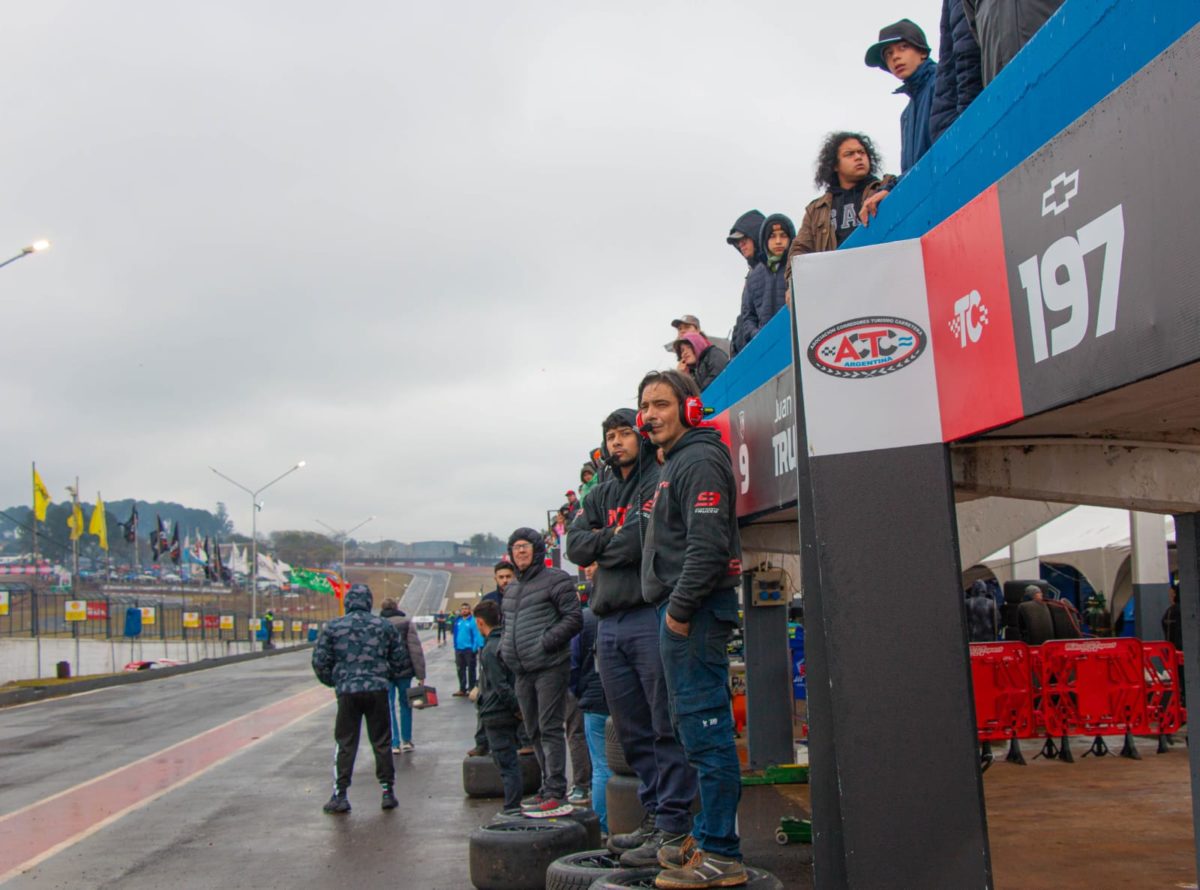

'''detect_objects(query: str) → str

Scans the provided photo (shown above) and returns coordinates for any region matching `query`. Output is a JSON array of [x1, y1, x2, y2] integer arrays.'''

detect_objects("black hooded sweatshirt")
[[642, 426, 743, 623], [500, 527, 582, 674], [566, 408, 661, 618]]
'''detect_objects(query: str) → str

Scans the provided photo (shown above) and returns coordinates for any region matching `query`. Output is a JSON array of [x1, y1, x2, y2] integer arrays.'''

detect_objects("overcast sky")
[[2, 0, 944, 544]]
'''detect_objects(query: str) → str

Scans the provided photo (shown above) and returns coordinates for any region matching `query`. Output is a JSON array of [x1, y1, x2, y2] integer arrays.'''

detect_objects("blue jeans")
[[659, 591, 742, 859], [387, 677, 414, 745], [597, 605, 696, 835], [583, 711, 611, 832]]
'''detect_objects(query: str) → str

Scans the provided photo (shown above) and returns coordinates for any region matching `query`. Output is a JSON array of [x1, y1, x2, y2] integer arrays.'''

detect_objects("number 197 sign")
[[1018, 203, 1125, 363]]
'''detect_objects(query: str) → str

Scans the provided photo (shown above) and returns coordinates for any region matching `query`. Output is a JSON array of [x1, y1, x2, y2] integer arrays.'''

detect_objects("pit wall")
[[0, 637, 308, 684]]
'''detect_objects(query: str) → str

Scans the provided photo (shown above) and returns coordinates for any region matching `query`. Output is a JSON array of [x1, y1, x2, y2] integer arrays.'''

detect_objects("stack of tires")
[[603, 718, 644, 836], [463, 752, 542, 798]]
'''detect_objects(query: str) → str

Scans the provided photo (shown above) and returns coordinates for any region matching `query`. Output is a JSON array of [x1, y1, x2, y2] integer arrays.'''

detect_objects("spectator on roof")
[[674, 331, 729, 393], [732, 213, 795, 351], [930, 0, 983, 141], [726, 210, 765, 356]]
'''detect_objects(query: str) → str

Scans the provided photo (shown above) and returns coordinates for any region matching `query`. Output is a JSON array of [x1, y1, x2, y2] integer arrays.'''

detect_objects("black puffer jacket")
[[642, 427, 742, 624], [729, 209, 765, 355], [500, 528, 582, 673], [477, 627, 521, 727], [735, 213, 796, 349], [693, 343, 729, 392], [931, 0, 983, 140], [566, 408, 660, 618]]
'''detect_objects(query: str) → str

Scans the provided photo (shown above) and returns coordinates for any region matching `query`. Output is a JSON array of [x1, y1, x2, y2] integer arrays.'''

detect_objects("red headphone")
[[636, 396, 707, 438]]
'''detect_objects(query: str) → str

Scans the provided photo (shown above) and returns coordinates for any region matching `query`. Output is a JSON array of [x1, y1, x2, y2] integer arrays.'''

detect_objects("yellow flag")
[[67, 501, 84, 541], [33, 467, 51, 522], [89, 493, 108, 551]]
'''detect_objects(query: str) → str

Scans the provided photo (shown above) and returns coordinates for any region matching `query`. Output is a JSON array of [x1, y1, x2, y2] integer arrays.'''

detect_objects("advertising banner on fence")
[[0, 590, 8, 616], [249, 618, 262, 631], [140, 606, 156, 626], [291, 620, 303, 633], [182, 611, 200, 629], [65, 600, 86, 621], [87, 601, 108, 620], [220, 614, 235, 631], [204, 614, 219, 630], [272, 620, 284, 633]]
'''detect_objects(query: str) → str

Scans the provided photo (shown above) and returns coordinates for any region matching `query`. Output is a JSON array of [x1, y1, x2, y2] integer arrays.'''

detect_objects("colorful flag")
[[169, 522, 181, 565], [150, 514, 169, 561], [88, 493, 108, 550], [120, 504, 139, 544], [290, 567, 334, 594], [33, 466, 51, 522], [67, 500, 84, 541]]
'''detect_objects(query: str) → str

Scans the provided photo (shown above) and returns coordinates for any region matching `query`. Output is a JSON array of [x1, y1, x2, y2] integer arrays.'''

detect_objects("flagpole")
[[30, 462, 39, 570], [73, 477, 80, 588]]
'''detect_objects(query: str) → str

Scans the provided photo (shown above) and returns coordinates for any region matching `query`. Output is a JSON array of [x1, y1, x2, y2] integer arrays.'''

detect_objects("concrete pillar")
[[1010, 532, 1040, 581], [1170, 513, 1200, 880], [1131, 511, 1171, 640]]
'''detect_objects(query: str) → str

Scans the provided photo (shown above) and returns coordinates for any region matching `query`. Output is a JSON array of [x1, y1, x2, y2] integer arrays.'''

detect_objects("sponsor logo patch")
[[806, 316, 928, 378]]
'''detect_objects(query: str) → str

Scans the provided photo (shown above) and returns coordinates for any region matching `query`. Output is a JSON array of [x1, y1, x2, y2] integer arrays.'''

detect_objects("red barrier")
[[969, 642, 1036, 741], [969, 638, 1185, 744]]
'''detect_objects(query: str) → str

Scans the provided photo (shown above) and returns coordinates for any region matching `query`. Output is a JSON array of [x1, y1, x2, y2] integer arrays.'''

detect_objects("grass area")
[[2, 672, 125, 689]]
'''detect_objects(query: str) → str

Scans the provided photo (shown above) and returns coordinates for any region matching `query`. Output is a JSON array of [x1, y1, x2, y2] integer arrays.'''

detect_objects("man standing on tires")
[[567, 407, 698, 867], [638, 370, 746, 889], [501, 527, 582, 816]]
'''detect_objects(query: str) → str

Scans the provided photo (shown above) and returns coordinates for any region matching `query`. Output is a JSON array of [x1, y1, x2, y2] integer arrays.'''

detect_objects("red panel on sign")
[[922, 186, 1024, 440], [86, 601, 108, 620], [203, 614, 220, 629]]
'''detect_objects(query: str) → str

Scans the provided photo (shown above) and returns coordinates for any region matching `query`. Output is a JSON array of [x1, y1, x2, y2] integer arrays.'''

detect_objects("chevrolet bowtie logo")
[[1042, 170, 1080, 216]]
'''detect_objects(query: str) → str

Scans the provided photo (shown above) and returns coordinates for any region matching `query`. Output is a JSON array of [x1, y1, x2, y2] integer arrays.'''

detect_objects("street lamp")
[[316, 516, 375, 578], [0, 239, 51, 271], [210, 460, 306, 619]]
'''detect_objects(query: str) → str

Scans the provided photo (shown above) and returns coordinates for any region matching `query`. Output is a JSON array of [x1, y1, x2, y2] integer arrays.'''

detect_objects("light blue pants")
[[583, 711, 611, 833], [387, 677, 414, 745]]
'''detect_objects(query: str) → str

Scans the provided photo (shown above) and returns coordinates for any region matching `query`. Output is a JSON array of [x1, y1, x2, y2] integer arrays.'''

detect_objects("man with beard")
[[567, 408, 698, 868], [638, 370, 746, 889], [501, 528, 582, 816]]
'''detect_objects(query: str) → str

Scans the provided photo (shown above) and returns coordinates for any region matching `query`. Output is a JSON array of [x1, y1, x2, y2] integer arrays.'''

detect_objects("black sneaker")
[[608, 812, 656, 853], [620, 829, 689, 868], [322, 792, 351, 815], [381, 787, 398, 810]]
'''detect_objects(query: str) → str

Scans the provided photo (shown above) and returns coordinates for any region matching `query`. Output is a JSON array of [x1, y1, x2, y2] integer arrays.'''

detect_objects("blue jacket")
[[734, 213, 795, 351], [930, 0, 983, 141], [897, 58, 938, 173], [453, 613, 484, 651]]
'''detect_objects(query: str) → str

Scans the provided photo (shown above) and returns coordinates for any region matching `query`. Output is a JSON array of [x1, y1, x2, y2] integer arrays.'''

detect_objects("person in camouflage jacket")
[[311, 583, 412, 814]]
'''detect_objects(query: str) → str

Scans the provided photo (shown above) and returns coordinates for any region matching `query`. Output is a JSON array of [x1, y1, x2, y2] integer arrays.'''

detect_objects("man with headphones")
[[636, 370, 746, 890], [566, 408, 698, 867]]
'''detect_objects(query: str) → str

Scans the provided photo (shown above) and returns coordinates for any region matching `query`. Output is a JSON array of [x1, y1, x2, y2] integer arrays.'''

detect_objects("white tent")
[[981, 506, 1174, 612]]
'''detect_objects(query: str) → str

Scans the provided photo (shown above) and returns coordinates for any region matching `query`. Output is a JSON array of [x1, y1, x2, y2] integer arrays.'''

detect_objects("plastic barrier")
[[969, 639, 1185, 749]]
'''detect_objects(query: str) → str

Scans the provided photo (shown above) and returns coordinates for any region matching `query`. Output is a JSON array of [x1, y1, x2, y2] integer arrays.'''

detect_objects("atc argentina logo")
[[806, 316, 928, 379]]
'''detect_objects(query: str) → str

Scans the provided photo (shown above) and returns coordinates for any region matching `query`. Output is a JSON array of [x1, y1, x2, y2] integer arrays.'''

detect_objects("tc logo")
[[948, 289, 989, 347]]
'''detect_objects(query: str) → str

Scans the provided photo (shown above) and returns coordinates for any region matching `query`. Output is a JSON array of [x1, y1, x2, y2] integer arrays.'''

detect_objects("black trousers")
[[485, 721, 523, 810], [334, 690, 394, 792], [455, 649, 478, 692]]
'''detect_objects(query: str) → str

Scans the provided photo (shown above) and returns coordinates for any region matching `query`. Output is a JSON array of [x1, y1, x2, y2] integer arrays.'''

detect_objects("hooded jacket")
[[930, 0, 982, 140], [477, 626, 521, 726], [566, 408, 660, 618], [676, 332, 729, 393], [726, 209, 765, 268], [734, 213, 796, 349], [312, 586, 412, 694], [642, 427, 742, 624], [897, 58, 938, 173], [380, 605, 427, 680], [500, 528, 582, 673]]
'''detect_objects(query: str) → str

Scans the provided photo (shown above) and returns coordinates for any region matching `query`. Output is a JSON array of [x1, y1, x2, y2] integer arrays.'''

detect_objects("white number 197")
[[1017, 204, 1125, 363]]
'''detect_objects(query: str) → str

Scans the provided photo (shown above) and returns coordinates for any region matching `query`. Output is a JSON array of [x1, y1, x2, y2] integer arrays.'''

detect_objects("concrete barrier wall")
[[0, 637, 308, 684]]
